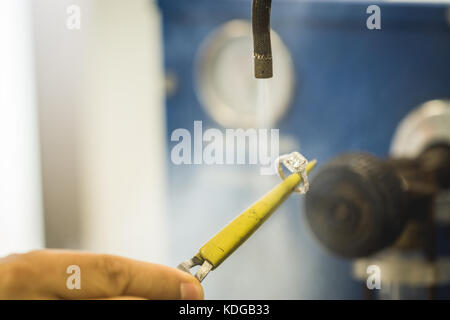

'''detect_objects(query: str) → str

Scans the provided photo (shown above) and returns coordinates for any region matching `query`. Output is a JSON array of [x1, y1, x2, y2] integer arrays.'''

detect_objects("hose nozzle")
[[252, 0, 273, 78]]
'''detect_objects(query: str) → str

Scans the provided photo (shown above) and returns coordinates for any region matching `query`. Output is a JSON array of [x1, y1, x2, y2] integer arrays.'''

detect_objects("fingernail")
[[180, 282, 203, 300]]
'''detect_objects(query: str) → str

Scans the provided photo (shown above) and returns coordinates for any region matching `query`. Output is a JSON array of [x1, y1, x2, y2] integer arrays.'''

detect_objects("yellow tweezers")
[[177, 160, 317, 282]]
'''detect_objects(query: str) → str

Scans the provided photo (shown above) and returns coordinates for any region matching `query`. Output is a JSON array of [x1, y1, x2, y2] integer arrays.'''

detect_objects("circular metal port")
[[195, 20, 295, 128], [390, 99, 450, 158]]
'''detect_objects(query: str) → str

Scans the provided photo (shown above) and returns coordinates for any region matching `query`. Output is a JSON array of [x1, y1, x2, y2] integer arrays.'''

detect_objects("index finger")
[[5, 250, 203, 300]]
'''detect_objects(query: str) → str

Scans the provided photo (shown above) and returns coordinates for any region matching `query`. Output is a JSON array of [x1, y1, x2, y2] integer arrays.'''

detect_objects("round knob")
[[304, 153, 407, 258]]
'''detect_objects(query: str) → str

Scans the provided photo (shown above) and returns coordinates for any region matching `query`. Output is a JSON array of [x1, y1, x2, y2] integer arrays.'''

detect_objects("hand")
[[0, 249, 204, 300]]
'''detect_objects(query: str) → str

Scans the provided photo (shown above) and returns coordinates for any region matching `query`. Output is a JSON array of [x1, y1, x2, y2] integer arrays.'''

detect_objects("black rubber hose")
[[252, 0, 273, 78]]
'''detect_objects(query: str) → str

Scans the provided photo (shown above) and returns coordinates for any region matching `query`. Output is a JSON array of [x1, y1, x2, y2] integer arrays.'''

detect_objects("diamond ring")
[[275, 151, 309, 194]]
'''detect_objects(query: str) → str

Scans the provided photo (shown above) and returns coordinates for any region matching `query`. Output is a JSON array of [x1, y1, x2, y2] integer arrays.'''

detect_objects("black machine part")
[[304, 145, 450, 258]]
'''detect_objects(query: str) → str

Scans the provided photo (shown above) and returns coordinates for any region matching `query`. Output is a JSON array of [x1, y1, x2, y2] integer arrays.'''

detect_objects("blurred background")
[[1, 0, 450, 299], [1, 0, 168, 263]]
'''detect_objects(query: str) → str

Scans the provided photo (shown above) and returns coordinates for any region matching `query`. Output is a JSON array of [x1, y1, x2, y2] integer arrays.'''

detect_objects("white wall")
[[79, 0, 169, 262], [0, 0, 44, 256], [33, 0, 169, 263]]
